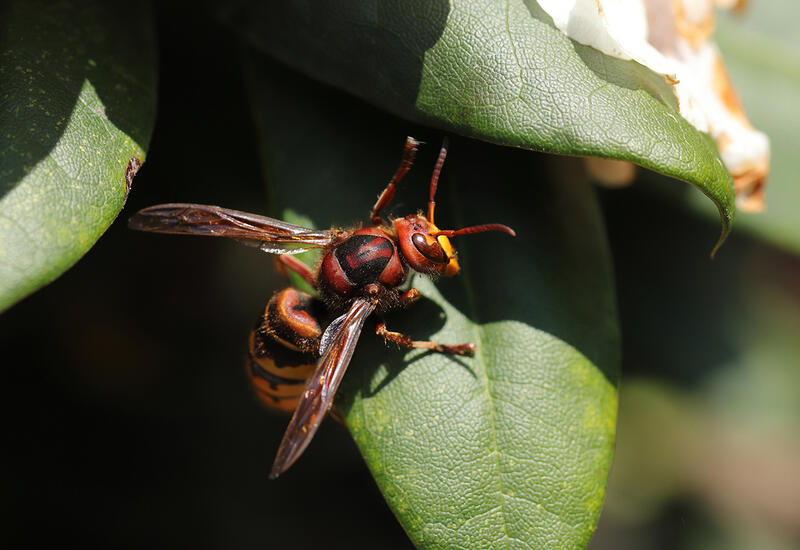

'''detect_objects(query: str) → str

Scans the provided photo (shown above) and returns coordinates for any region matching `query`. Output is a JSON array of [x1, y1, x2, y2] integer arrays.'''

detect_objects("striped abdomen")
[[247, 287, 324, 412]]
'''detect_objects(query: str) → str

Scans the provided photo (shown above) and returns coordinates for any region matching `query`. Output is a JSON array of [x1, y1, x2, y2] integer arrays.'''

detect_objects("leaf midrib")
[[459, 261, 520, 549]]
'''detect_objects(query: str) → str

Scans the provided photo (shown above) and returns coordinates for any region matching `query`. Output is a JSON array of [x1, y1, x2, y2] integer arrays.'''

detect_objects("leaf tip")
[[709, 202, 734, 259]]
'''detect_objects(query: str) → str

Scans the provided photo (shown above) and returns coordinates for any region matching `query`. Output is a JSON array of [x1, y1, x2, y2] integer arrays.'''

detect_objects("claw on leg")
[[399, 288, 421, 307]]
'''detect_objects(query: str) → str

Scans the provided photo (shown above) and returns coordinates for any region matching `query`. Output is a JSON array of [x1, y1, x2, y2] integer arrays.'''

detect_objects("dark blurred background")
[[2, 3, 798, 549]]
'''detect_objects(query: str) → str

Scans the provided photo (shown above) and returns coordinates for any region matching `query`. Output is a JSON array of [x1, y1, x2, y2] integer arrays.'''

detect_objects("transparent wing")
[[269, 298, 377, 478], [128, 203, 340, 254]]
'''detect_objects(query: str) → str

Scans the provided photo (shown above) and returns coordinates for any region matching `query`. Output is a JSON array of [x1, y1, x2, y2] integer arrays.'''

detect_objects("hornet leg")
[[370, 137, 420, 225], [375, 319, 475, 356], [275, 255, 316, 287]]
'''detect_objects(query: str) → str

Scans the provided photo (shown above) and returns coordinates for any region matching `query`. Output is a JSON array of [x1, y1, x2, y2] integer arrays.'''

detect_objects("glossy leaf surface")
[[0, 1, 156, 311], [221, 0, 735, 252], [247, 55, 620, 550]]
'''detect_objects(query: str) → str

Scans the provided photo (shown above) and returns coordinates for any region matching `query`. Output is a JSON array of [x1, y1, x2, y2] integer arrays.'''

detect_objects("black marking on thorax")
[[334, 234, 394, 285]]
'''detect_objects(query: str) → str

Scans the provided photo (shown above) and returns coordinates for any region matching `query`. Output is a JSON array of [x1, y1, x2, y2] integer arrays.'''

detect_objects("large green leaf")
[[0, 0, 156, 311], [221, 0, 734, 253], [247, 54, 619, 550]]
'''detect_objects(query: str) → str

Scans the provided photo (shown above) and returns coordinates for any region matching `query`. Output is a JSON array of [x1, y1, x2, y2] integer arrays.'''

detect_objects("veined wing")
[[269, 298, 377, 478], [128, 203, 341, 254]]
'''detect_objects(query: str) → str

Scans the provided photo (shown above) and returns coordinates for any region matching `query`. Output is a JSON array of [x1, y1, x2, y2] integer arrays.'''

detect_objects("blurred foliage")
[[588, 184, 800, 550]]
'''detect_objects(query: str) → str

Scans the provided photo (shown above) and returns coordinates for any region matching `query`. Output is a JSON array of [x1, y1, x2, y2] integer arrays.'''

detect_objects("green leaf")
[[0, 0, 156, 312], [221, 0, 734, 253], [247, 54, 619, 550]]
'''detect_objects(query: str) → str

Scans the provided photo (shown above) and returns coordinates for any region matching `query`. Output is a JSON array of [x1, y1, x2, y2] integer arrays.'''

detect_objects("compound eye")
[[411, 233, 448, 264]]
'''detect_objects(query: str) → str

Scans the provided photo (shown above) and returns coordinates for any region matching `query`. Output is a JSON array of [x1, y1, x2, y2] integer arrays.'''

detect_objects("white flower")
[[539, 0, 769, 210]]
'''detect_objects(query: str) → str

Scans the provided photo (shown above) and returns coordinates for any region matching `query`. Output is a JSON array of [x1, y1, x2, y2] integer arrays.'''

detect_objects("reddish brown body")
[[128, 136, 515, 478], [318, 227, 407, 312]]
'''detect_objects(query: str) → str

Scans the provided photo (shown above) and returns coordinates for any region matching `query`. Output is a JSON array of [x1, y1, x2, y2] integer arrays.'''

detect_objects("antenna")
[[432, 224, 516, 238], [428, 137, 449, 224]]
